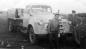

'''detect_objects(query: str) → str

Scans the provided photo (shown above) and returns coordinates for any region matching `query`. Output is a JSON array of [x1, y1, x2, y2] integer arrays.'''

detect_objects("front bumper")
[[35, 34, 49, 39]]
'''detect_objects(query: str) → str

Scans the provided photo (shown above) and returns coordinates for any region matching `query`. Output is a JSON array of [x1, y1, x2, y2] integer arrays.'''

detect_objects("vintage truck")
[[8, 5, 54, 44]]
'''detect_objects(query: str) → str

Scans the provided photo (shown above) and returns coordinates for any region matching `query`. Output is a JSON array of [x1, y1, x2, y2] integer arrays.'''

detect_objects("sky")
[[0, 0, 86, 14]]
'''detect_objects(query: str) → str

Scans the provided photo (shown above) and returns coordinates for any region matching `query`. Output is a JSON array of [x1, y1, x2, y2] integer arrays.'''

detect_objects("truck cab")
[[8, 5, 54, 44], [25, 5, 54, 44]]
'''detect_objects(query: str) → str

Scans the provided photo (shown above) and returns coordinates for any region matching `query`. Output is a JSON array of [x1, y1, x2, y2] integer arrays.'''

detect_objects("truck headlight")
[[37, 22, 48, 29], [37, 22, 43, 25]]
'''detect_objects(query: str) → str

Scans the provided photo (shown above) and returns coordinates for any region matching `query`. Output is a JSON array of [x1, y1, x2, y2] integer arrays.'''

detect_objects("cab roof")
[[26, 5, 51, 9]]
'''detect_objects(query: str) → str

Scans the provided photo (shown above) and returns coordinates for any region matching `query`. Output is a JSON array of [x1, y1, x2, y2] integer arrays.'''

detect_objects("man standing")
[[68, 10, 80, 45], [48, 14, 60, 49]]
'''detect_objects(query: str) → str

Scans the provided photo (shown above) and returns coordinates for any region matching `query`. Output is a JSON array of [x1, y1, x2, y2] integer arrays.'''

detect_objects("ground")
[[0, 12, 81, 49]]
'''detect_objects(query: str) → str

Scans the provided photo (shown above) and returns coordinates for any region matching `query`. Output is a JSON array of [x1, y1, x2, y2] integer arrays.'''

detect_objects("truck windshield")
[[30, 6, 52, 14]]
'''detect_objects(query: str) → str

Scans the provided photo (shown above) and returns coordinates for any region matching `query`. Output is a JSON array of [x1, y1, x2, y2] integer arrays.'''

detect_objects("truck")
[[8, 5, 54, 44]]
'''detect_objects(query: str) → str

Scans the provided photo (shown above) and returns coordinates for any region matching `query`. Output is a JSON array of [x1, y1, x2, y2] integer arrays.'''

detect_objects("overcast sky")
[[0, 0, 86, 14]]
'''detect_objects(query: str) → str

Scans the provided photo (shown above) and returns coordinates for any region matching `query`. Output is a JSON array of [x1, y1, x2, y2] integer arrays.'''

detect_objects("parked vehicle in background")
[[8, 8, 24, 32], [77, 13, 86, 37], [8, 5, 54, 44], [72, 13, 86, 47]]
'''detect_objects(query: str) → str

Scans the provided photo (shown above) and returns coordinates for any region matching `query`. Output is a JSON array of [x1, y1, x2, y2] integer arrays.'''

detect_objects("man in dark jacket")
[[68, 10, 80, 45], [48, 14, 60, 49]]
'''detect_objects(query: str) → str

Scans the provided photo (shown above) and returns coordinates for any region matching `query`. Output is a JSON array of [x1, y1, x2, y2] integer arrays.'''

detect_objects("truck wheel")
[[29, 27, 37, 44]]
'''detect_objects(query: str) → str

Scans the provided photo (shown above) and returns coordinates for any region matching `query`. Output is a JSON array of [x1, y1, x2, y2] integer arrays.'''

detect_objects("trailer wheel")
[[29, 27, 37, 44]]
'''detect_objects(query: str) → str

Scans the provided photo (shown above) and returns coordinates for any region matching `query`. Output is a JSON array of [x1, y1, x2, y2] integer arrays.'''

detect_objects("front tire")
[[29, 27, 38, 44]]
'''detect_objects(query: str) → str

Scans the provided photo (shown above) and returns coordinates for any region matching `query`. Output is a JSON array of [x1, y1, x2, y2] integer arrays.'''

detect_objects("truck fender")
[[28, 24, 33, 30], [28, 23, 39, 34]]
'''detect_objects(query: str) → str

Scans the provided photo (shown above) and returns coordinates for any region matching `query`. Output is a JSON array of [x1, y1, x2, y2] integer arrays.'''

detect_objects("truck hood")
[[33, 13, 54, 23]]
